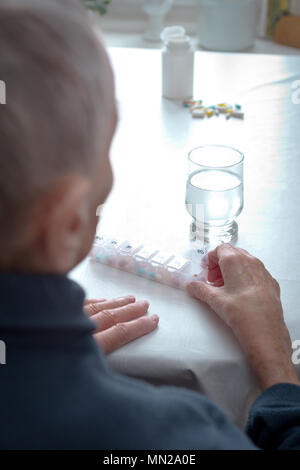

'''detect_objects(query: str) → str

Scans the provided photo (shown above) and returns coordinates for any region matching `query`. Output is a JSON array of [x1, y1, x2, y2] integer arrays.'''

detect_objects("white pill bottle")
[[161, 26, 194, 100]]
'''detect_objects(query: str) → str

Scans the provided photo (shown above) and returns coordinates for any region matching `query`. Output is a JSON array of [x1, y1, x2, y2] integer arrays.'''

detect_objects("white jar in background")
[[196, 0, 259, 52], [161, 26, 194, 100]]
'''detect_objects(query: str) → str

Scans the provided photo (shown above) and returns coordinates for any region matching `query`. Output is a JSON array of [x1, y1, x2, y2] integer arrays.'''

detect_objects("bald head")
[[0, 0, 115, 266]]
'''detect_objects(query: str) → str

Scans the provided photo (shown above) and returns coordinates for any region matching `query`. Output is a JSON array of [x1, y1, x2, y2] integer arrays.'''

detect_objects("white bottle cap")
[[161, 25, 191, 51], [160, 25, 186, 44]]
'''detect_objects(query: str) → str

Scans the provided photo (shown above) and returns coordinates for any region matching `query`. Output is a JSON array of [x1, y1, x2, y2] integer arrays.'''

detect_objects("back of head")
[[0, 0, 113, 258]]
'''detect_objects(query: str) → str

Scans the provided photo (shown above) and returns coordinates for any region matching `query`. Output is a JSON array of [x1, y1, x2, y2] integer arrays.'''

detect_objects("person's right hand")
[[186, 244, 299, 391]]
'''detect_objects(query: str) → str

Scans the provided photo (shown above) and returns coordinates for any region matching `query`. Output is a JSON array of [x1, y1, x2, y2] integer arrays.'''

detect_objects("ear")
[[37, 175, 92, 273]]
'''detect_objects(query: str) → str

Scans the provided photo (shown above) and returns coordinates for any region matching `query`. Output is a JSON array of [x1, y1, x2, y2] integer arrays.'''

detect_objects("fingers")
[[83, 295, 135, 316], [202, 246, 227, 285], [203, 245, 239, 283], [84, 298, 106, 306], [210, 277, 224, 287], [201, 249, 222, 284], [94, 315, 159, 354], [207, 265, 223, 284], [236, 247, 252, 258], [186, 244, 250, 310], [206, 244, 249, 268], [205, 244, 259, 286], [216, 244, 242, 268], [86, 295, 158, 354], [202, 247, 219, 270], [187, 244, 271, 307], [186, 280, 223, 311], [271, 276, 281, 295], [91, 300, 150, 332]]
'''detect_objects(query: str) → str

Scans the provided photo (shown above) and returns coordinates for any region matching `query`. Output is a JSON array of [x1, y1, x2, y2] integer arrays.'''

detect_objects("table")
[[71, 47, 300, 426]]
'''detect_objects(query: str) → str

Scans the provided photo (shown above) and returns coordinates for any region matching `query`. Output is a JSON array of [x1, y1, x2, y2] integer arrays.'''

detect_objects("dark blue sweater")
[[0, 272, 298, 450]]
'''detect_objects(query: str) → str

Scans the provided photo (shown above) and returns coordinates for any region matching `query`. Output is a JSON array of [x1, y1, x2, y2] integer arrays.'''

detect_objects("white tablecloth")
[[71, 47, 300, 426]]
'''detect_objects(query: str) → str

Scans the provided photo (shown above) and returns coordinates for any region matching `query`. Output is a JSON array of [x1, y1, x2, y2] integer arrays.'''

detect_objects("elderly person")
[[0, 0, 299, 450]]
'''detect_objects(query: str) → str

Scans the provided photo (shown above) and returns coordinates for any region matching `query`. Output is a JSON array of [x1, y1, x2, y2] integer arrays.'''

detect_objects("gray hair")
[[0, 0, 113, 252]]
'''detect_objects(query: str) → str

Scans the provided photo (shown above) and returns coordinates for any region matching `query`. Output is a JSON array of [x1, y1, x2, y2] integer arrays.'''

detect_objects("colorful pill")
[[137, 267, 147, 275], [183, 99, 196, 105], [231, 111, 244, 119], [190, 104, 204, 112]]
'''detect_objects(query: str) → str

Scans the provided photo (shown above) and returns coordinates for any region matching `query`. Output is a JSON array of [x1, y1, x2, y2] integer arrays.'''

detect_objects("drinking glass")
[[186, 145, 244, 244]]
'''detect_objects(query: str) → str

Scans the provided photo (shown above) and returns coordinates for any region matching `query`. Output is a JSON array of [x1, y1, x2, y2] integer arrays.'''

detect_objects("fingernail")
[[151, 314, 159, 323], [140, 300, 149, 308], [125, 295, 135, 302]]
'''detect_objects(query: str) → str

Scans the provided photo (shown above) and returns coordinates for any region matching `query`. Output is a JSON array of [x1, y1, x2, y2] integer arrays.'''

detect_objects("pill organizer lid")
[[167, 256, 190, 271], [135, 247, 158, 260], [118, 241, 142, 254], [103, 238, 120, 249], [94, 235, 105, 245], [151, 252, 174, 265], [118, 240, 133, 251]]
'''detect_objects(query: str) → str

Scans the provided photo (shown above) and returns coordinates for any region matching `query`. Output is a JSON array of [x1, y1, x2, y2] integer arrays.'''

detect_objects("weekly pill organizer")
[[90, 235, 208, 290]]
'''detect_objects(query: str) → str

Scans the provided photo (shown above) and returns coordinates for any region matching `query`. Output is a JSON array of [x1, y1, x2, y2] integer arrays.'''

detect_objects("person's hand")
[[186, 244, 299, 391], [84, 295, 159, 354]]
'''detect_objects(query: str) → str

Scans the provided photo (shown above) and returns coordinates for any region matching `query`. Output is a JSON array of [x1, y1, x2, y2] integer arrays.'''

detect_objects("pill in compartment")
[[133, 247, 158, 278], [90, 235, 106, 260], [100, 238, 121, 266], [116, 241, 143, 270], [166, 256, 191, 288], [149, 252, 175, 283]]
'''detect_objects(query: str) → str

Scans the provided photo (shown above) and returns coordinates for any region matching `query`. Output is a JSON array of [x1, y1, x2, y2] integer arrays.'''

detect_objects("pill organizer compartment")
[[131, 246, 159, 278], [97, 238, 120, 267], [148, 251, 175, 283], [165, 256, 191, 288], [90, 235, 106, 260], [116, 241, 143, 270]]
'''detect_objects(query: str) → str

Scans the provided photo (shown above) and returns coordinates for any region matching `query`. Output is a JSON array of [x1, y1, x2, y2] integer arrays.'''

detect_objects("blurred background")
[[85, 0, 300, 54]]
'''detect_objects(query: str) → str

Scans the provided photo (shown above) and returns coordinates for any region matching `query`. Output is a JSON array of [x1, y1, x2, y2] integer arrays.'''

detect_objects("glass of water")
[[186, 145, 244, 244]]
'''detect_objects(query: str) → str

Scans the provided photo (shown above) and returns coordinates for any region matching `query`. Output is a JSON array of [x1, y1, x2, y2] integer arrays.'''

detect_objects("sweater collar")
[[0, 271, 94, 332]]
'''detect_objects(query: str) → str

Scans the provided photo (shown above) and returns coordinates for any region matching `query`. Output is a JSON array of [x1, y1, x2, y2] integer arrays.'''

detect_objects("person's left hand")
[[83, 295, 159, 354]]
